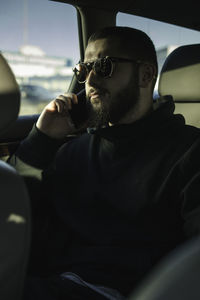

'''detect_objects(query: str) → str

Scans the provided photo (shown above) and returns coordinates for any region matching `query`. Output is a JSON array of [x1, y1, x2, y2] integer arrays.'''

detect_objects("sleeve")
[[9, 124, 65, 169], [8, 124, 65, 180], [8, 124, 66, 210]]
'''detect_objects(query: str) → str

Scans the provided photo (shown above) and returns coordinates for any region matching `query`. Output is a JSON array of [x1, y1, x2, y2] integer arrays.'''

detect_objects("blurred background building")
[[2, 45, 73, 95], [2, 45, 74, 114]]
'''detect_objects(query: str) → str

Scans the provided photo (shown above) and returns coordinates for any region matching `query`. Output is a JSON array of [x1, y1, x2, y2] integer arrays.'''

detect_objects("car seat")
[[128, 236, 200, 300], [0, 53, 31, 300], [158, 44, 200, 127]]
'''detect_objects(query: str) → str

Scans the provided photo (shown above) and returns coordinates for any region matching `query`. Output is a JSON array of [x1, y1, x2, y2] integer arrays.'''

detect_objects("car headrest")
[[0, 53, 20, 133], [158, 44, 200, 102]]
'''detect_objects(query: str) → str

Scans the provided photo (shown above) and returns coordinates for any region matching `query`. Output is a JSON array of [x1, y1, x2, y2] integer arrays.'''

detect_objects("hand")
[[36, 93, 78, 139]]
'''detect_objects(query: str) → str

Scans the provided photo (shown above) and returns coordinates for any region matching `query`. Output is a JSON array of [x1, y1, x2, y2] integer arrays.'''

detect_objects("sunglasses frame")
[[73, 56, 141, 83]]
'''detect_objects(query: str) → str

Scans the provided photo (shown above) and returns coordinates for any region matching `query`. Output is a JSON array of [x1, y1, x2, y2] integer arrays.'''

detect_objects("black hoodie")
[[10, 98, 200, 296]]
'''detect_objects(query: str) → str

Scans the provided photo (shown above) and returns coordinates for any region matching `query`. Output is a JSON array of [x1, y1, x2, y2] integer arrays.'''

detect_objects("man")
[[10, 27, 200, 299]]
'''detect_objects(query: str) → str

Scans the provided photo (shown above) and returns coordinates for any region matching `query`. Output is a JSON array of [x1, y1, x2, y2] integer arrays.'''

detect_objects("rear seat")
[[158, 44, 200, 127]]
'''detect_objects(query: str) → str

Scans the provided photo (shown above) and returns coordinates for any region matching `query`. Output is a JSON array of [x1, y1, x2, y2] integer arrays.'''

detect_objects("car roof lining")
[[51, 0, 200, 32]]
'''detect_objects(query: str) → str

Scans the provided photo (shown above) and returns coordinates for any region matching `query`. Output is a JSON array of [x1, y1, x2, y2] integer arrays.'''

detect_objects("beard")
[[86, 73, 140, 128], [86, 96, 109, 128]]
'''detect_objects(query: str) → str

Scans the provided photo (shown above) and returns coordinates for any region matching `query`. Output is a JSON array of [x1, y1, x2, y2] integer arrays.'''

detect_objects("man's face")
[[84, 38, 140, 127]]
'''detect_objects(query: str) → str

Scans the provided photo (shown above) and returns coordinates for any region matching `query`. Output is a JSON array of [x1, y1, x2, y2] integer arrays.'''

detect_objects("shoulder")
[[168, 117, 200, 146]]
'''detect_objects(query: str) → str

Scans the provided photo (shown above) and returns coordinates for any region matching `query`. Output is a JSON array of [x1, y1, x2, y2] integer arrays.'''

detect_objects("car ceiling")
[[52, 0, 200, 32]]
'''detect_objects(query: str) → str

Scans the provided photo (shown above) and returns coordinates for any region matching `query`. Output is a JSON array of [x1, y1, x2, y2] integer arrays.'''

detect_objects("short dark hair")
[[88, 26, 158, 76]]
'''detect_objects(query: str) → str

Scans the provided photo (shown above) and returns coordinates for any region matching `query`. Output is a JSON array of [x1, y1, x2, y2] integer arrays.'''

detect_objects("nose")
[[86, 68, 99, 86]]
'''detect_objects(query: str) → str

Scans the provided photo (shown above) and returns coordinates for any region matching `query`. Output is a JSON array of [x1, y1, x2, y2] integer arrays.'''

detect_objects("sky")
[[0, 0, 80, 62], [1, 0, 200, 64]]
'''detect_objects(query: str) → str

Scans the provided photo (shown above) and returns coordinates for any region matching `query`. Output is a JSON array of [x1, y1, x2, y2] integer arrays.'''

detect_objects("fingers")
[[63, 92, 78, 105], [55, 98, 68, 114], [54, 93, 78, 113], [45, 93, 78, 114]]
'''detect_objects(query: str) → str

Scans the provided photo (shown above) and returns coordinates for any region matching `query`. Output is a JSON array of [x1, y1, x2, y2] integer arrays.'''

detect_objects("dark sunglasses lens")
[[73, 63, 87, 83], [94, 57, 113, 77]]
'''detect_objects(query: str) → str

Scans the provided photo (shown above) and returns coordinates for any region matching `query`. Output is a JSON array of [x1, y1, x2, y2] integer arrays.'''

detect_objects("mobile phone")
[[68, 89, 89, 128]]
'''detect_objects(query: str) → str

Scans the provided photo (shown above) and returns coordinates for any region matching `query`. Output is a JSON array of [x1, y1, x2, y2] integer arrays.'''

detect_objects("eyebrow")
[[84, 50, 106, 62], [84, 57, 99, 63]]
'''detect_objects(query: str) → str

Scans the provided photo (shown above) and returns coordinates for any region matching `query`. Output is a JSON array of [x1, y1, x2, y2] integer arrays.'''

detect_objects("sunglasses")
[[72, 56, 140, 83]]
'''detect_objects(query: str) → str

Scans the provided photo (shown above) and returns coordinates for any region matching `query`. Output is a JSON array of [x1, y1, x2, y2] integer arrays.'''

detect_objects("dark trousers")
[[23, 275, 113, 300]]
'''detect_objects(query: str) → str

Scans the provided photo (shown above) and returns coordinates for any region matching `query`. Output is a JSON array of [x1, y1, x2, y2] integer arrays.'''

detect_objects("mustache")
[[88, 85, 108, 98]]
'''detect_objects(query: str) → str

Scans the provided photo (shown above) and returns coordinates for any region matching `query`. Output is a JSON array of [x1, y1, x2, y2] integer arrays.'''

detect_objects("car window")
[[117, 13, 200, 94], [0, 0, 79, 115]]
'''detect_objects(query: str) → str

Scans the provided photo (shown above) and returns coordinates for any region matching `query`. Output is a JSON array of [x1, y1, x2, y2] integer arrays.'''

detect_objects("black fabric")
[[129, 235, 200, 300], [23, 275, 112, 300], [16, 124, 65, 169], [10, 98, 200, 297]]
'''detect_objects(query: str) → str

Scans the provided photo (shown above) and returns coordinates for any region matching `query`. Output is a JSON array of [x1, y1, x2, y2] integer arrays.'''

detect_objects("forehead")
[[85, 38, 124, 61]]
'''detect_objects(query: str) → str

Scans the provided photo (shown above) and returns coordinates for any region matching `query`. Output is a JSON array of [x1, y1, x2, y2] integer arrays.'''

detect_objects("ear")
[[138, 63, 157, 88]]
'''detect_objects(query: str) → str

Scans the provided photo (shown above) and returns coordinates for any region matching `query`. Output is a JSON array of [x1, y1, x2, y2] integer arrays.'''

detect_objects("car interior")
[[158, 43, 200, 128], [1, 1, 200, 299]]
